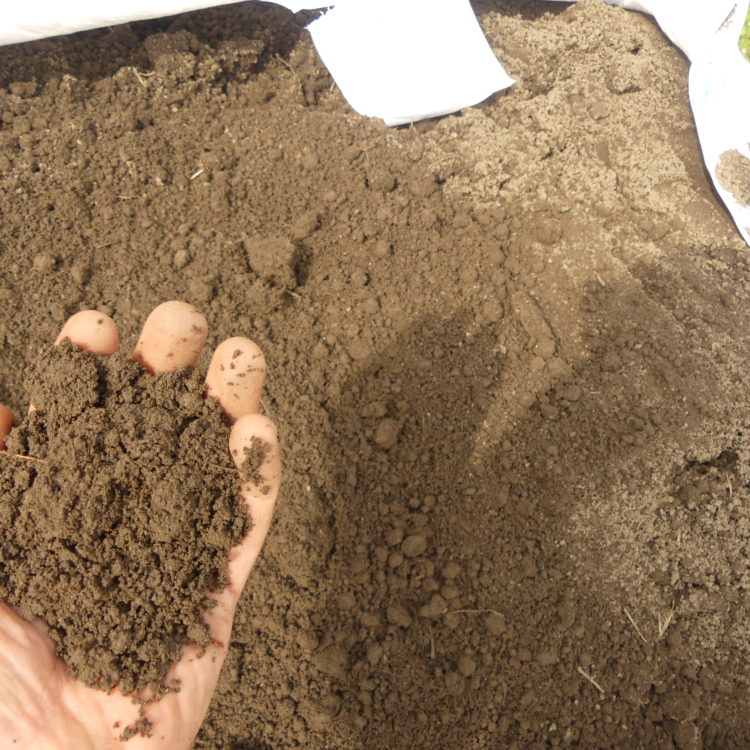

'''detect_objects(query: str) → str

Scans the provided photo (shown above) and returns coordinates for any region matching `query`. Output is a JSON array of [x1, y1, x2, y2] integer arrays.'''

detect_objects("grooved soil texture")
[[2, 0, 750, 747]]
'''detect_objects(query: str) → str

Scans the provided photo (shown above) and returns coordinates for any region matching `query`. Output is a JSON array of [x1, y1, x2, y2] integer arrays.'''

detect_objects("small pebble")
[[366, 642, 383, 665], [374, 419, 400, 449], [384, 527, 404, 547], [535, 648, 559, 666], [418, 593, 447, 618], [173, 249, 189, 269], [33, 253, 56, 272], [311, 342, 328, 360], [539, 402, 558, 420], [535, 338, 556, 359], [401, 534, 427, 557], [440, 584, 460, 600], [529, 356, 545, 372], [441, 561, 462, 580], [562, 384, 582, 402], [350, 270, 368, 286], [589, 100, 610, 119], [660, 690, 699, 723], [362, 297, 380, 314], [388, 551, 404, 568], [70, 262, 89, 285], [601, 352, 621, 372], [444, 671, 465, 696], [457, 655, 476, 677], [338, 592, 356, 610], [292, 210, 321, 239], [386, 603, 412, 628], [485, 612, 506, 636]]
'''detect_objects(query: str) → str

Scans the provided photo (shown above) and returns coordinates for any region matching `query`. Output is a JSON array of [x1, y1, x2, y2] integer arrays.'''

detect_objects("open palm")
[[0, 302, 281, 749]]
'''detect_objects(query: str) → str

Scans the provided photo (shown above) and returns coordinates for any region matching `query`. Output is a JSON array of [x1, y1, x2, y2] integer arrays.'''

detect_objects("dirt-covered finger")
[[55, 310, 120, 355], [203, 414, 280, 644], [133, 300, 207, 374], [227, 414, 280, 591], [205, 337, 266, 422]]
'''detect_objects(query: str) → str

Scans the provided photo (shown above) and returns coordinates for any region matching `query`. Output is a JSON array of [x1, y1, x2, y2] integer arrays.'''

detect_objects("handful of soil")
[[0, 342, 250, 695]]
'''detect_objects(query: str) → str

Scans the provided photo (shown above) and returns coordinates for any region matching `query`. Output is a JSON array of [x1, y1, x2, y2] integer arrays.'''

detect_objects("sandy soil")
[[1, 1, 750, 748]]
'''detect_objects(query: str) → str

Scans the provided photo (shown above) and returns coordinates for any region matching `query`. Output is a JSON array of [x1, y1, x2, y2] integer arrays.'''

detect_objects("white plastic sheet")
[[689, 5, 750, 246], [307, 0, 513, 126], [0, 1, 324, 46], [597, 0, 739, 60]]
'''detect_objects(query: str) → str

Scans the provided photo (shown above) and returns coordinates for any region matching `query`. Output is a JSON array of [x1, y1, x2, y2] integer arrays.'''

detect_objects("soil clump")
[[0, 342, 248, 695], [717, 149, 750, 207]]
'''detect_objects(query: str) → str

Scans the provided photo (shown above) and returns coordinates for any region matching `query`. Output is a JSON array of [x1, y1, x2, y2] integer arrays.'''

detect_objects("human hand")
[[0, 301, 281, 749]]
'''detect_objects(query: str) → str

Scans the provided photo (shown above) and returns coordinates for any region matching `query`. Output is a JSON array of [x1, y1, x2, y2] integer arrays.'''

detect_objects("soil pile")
[[0, 342, 248, 695], [1, 0, 750, 747]]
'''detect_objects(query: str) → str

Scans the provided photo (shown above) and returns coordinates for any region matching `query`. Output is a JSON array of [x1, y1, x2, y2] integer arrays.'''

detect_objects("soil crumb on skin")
[[119, 711, 154, 742], [0, 342, 249, 696], [716, 150, 750, 206], [239, 438, 272, 494]]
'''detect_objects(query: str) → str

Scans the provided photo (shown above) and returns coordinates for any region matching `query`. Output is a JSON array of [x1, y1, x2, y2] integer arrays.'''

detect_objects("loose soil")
[[0, 341, 248, 696], [717, 150, 750, 207], [1, 0, 750, 747]]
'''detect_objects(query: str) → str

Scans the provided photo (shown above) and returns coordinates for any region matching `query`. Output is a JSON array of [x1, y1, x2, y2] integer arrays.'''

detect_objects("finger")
[[133, 301, 207, 374], [205, 415, 280, 641], [54, 310, 120, 355], [205, 337, 266, 422], [27, 311, 121, 415], [0, 405, 14, 450], [227, 414, 281, 591]]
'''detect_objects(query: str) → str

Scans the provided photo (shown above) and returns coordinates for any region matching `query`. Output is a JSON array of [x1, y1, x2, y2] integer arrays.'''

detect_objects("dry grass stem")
[[276, 55, 301, 82], [0, 452, 44, 464], [132, 68, 154, 87], [623, 608, 647, 644], [657, 605, 675, 638], [449, 608, 504, 617], [205, 462, 235, 474], [718, 5, 736, 31], [577, 666, 605, 695]]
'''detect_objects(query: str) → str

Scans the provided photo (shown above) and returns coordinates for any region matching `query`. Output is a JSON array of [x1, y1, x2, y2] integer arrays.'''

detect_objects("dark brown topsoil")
[[2, 0, 750, 748], [0, 341, 248, 695]]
